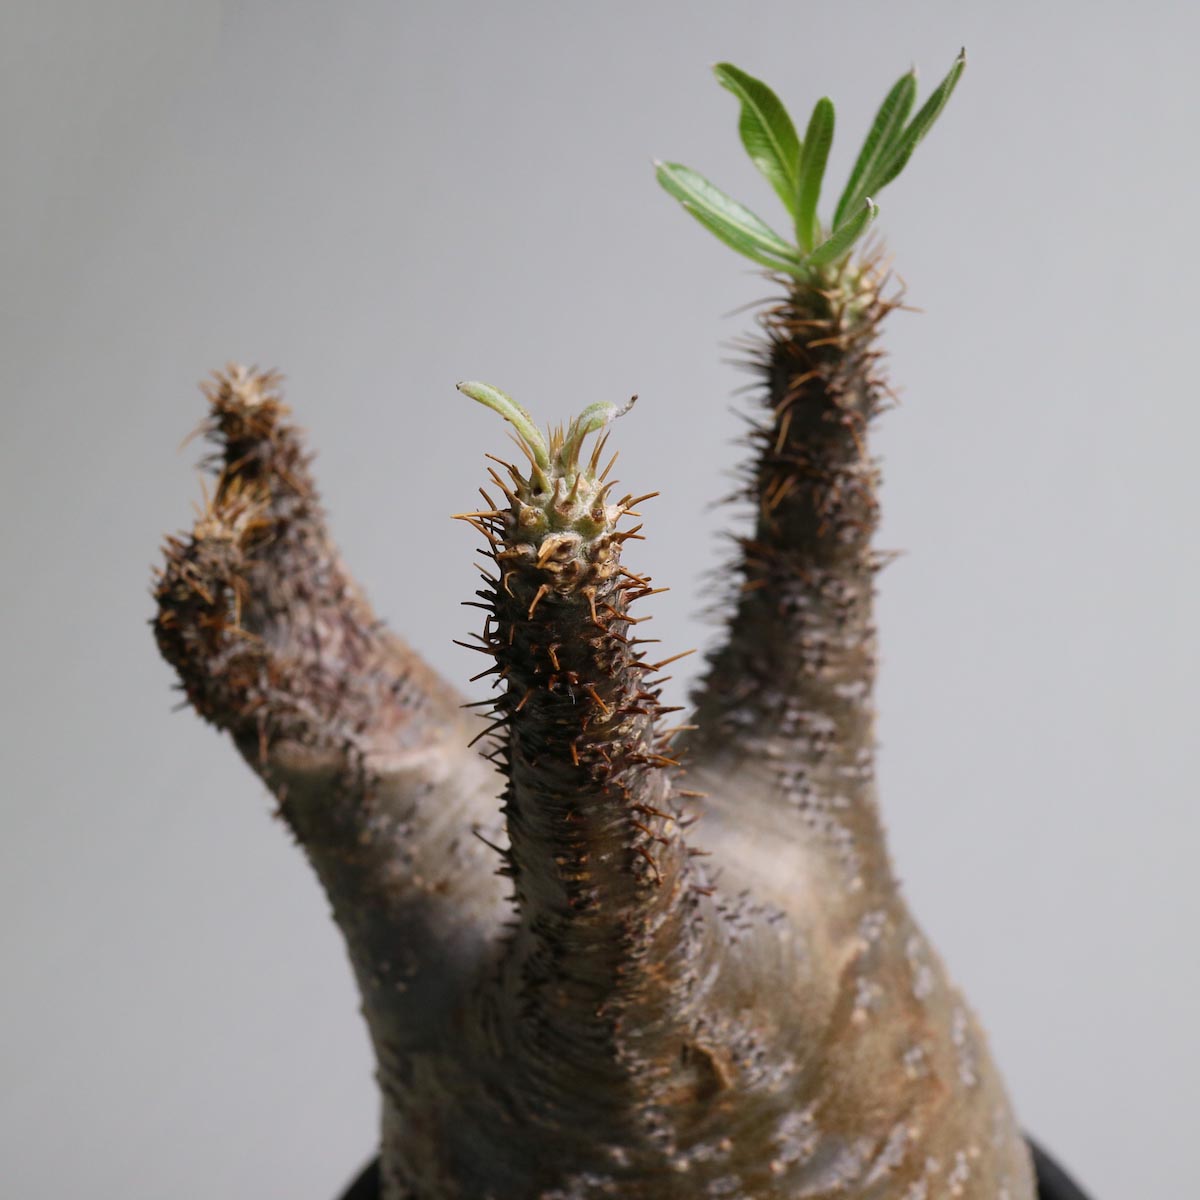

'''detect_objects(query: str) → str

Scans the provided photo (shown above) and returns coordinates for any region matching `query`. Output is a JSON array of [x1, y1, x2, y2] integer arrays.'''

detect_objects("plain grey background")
[[2, 1, 1196, 1196]]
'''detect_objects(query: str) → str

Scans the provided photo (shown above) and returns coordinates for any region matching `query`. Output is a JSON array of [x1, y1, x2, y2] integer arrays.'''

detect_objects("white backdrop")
[[3, 2, 1196, 1196]]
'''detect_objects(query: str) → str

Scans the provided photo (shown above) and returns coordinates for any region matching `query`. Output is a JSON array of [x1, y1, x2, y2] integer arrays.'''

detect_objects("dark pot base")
[[1028, 1139, 1091, 1200], [338, 1138, 1091, 1199]]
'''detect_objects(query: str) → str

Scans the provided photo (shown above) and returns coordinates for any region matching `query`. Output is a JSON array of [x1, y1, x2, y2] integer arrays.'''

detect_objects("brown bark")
[[152, 366, 509, 1179], [153, 340, 1034, 1198], [683, 266, 1034, 1198]]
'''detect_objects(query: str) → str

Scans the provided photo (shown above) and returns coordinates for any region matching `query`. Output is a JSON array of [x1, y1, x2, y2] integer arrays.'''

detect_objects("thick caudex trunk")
[[153, 51, 1037, 1200], [154, 347, 1034, 1198]]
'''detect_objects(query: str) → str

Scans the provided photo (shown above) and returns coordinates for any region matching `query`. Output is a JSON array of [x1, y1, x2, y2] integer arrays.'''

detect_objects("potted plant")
[[153, 55, 1090, 1200]]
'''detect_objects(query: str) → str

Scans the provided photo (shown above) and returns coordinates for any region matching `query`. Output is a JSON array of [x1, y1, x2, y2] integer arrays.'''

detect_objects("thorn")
[[453, 514, 501, 542], [472, 828, 508, 857], [508, 433, 541, 475], [452, 638, 495, 655], [633, 844, 662, 883], [566, 469, 584, 505], [596, 479, 621, 506], [582, 586, 600, 626], [774, 409, 793, 454], [467, 718, 508, 749], [625, 491, 660, 508], [629, 819, 669, 846], [528, 583, 550, 618], [618, 566, 652, 588], [631, 803, 674, 821], [588, 431, 611, 475], [604, 603, 651, 625], [486, 465, 519, 499], [638, 752, 681, 768]]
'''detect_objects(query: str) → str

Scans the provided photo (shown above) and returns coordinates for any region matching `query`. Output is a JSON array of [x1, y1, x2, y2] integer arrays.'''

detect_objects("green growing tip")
[[658, 50, 965, 277], [458, 381, 550, 469], [459, 383, 637, 481], [560, 396, 636, 470]]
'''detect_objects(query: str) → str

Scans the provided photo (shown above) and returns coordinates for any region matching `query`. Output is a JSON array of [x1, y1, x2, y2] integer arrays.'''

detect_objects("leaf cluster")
[[656, 52, 965, 278], [458, 381, 635, 491]]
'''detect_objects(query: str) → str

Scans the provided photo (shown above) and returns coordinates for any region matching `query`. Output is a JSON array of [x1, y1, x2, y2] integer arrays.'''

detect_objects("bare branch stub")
[[153, 365, 509, 1139]]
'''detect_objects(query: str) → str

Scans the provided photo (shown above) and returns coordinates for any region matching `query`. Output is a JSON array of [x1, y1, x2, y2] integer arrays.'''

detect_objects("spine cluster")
[[456, 414, 699, 1011], [695, 269, 893, 782]]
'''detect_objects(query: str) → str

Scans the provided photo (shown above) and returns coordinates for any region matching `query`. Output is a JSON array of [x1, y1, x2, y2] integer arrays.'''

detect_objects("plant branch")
[[153, 364, 507, 1069]]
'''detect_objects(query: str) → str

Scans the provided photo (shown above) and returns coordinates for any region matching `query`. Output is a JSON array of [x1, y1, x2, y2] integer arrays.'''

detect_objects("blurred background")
[[2, 2, 1196, 1196]]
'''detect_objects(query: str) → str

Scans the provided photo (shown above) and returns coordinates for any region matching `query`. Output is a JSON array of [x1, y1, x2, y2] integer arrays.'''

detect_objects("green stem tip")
[[458, 381, 637, 479]]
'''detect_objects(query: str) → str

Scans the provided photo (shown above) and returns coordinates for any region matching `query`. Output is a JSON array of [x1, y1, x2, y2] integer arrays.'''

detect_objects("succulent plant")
[[153, 52, 1035, 1199]]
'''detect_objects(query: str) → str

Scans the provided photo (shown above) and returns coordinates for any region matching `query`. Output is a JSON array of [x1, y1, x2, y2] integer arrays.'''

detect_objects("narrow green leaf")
[[655, 161, 800, 269], [808, 197, 878, 268], [457, 381, 550, 468], [866, 49, 966, 196], [834, 70, 917, 228], [713, 62, 801, 217], [676, 203, 803, 273], [561, 396, 637, 469], [796, 98, 835, 253]]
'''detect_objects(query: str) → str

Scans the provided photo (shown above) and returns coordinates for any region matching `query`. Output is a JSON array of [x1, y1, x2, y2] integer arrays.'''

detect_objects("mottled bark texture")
[[683, 266, 1035, 1198], [154, 279, 1034, 1197]]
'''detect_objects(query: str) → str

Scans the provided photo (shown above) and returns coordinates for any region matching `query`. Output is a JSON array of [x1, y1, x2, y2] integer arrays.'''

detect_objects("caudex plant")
[[154, 52, 1040, 1199]]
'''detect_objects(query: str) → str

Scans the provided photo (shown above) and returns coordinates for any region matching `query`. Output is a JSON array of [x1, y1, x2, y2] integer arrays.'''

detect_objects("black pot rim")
[[337, 1135, 1091, 1199]]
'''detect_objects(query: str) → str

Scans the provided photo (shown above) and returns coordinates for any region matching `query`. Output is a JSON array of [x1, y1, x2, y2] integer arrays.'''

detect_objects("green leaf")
[[675, 204, 802, 273], [796, 98, 835, 253], [561, 396, 637, 470], [457, 381, 550, 469], [834, 69, 917, 228], [866, 49, 965, 195], [808, 197, 878, 267], [655, 161, 800, 270], [713, 62, 801, 217]]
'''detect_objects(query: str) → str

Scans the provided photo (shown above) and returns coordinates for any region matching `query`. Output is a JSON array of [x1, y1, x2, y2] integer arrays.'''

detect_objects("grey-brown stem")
[[154, 359, 1036, 1199], [387, 434, 824, 1198], [679, 275, 1035, 1198], [153, 367, 508, 1184]]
